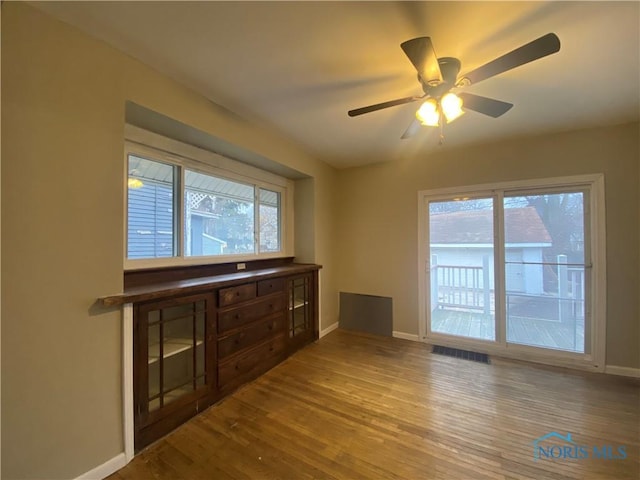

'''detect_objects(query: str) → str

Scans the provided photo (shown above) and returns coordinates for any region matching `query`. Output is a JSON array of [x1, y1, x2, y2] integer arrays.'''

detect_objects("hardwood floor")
[[109, 329, 639, 479]]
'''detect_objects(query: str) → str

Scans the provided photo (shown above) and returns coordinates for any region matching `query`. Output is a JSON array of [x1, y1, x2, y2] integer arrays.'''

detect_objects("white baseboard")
[[604, 365, 640, 378], [392, 331, 421, 342], [320, 322, 339, 338], [75, 452, 127, 480]]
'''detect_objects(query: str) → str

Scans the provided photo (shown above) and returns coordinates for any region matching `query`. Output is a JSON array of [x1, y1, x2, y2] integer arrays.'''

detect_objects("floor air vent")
[[432, 345, 490, 364]]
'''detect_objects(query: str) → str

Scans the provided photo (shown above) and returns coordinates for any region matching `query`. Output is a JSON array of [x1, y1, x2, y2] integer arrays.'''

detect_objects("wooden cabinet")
[[288, 273, 316, 348], [118, 262, 320, 451], [133, 292, 216, 451], [216, 280, 287, 392]]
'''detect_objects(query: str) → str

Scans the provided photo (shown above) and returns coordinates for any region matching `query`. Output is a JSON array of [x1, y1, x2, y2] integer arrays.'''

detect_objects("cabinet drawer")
[[219, 283, 256, 307], [257, 277, 285, 297], [218, 295, 285, 333], [218, 314, 285, 359], [218, 334, 286, 388]]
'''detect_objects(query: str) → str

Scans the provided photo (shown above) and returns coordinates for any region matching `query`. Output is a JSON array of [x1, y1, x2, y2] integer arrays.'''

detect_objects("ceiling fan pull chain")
[[438, 115, 445, 146]]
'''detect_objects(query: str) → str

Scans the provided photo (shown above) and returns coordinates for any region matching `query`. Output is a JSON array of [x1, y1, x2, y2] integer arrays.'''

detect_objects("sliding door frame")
[[417, 174, 606, 371]]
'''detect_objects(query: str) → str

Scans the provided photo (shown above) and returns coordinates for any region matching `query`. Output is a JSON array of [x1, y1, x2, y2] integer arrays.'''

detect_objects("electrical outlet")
[[237, 263, 246, 270]]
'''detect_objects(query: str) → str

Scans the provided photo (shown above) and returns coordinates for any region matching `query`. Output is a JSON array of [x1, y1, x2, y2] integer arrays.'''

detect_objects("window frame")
[[417, 174, 606, 371], [124, 127, 293, 270]]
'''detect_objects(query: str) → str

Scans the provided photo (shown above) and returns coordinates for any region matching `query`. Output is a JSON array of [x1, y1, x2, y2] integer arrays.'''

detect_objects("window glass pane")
[[184, 170, 255, 256], [428, 198, 496, 341], [259, 188, 281, 253], [127, 155, 175, 259], [504, 192, 586, 353]]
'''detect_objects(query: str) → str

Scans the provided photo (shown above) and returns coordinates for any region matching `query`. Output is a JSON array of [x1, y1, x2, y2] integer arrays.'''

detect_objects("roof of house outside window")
[[430, 207, 552, 244]]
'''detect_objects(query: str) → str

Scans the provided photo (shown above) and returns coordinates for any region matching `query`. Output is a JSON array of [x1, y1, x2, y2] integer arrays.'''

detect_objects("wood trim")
[[74, 453, 127, 480], [123, 304, 134, 462], [124, 257, 295, 289], [320, 322, 339, 338], [392, 331, 420, 342], [100, 263, 321, 307], [604, 365, 640, 378]]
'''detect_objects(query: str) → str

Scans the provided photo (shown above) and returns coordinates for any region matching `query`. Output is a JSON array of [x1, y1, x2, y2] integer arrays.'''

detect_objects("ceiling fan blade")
[[401, 118, 422, 139], [462, 33, 560, 85], [458, 93, 513, 118], [348, 96, 421, 117], [401, 37, 443, 84]]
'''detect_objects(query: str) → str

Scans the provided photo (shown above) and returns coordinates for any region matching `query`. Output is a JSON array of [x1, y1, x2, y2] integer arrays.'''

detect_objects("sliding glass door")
[[429, 197, 496, 341], [420, 176, 603, 366], [504, 191, 587, 353]]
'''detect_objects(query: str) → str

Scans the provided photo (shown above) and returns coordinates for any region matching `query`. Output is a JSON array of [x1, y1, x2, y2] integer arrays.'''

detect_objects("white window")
[[127, 156, 177, 259], [418, 174, 606, 370], [258, 188, 281, 253], [125, 130, 291, 268]]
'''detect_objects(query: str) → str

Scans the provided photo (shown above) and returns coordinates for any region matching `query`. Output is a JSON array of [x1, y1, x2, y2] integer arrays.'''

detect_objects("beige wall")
[[1, 3, 337, 479], [2, 3, 638, 479], [335, 122, 640, 369]]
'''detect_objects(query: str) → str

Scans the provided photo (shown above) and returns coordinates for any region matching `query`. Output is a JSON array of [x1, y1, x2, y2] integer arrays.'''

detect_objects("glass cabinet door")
[[289, 275, 311, 339], [136, 293, 212, 421]]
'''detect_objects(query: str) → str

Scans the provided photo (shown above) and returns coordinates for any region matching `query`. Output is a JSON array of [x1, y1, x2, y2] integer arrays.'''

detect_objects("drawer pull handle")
[[235, 314, 240, 319], [268, 324, 273, 330], [235, 364, 240, 370], [236, 292, 240, 296], [269, 346, 274, 352]]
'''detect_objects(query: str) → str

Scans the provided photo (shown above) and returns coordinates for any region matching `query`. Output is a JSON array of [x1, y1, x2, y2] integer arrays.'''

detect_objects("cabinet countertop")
[[99, 263, 321, 307]]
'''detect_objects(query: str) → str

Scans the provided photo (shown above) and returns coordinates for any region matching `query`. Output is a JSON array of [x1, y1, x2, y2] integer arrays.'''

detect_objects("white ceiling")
[[33, 1, 640, 169]]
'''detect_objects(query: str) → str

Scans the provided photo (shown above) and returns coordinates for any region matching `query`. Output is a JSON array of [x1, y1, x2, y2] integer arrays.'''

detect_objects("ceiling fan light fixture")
[[416, 98, 440, 126], [441, 92, 464, 123]]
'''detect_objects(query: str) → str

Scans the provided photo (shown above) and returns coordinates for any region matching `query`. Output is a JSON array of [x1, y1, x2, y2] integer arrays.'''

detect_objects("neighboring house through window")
[[429, 206, 552, 296], [125, 129, 291, 268]]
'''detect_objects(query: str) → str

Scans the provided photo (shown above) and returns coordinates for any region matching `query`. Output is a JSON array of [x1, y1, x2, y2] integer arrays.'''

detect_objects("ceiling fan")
[[348, 33, 561, 140]]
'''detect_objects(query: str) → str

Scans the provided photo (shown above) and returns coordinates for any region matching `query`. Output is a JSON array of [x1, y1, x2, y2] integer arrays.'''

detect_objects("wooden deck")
[[108, 329, 638, 480], [431, 308, 585, 352]]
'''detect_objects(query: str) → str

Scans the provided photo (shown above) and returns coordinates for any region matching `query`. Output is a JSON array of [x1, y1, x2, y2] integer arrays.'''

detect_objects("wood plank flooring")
[[109, 329, 639, 479]]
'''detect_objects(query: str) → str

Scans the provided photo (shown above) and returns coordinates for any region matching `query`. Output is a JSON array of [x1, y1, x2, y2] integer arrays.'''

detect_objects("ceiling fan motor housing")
[[422, 57, 461, 97]]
